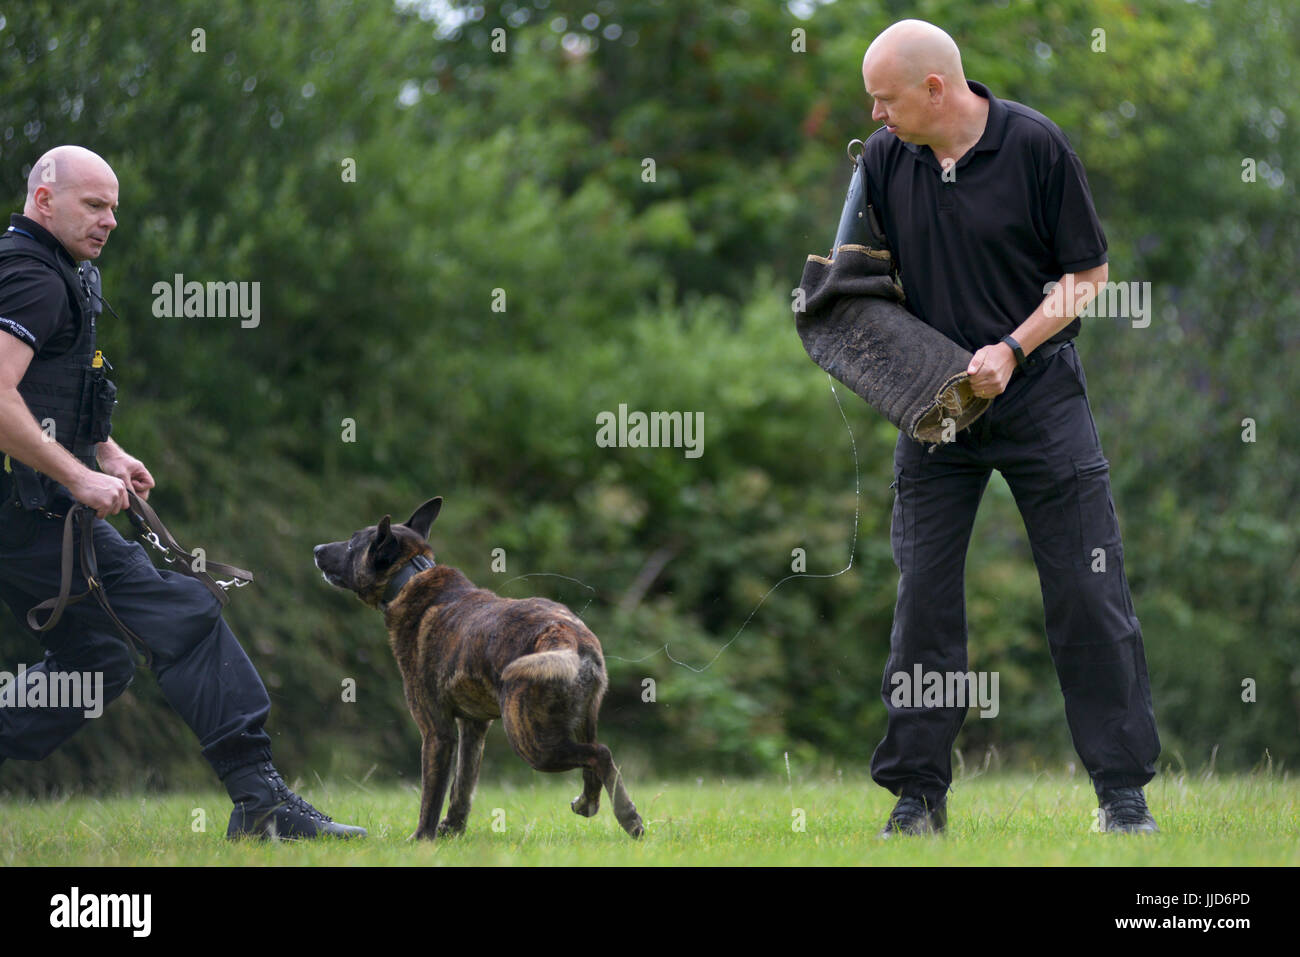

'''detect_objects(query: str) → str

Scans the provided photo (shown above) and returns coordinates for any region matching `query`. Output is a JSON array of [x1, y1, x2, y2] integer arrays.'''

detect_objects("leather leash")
[[121, 490, 254, 605], [26, 491, 255, 667]]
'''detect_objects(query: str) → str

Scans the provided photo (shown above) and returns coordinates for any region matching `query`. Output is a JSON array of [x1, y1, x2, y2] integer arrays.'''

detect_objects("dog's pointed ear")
[[405, 497, 443, 540], [373, 514, 402, 565]]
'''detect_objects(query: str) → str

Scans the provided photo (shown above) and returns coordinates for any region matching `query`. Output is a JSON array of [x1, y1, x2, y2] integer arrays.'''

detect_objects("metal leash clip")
[[124, 491, 255, 602], [140, 529, 168, 556]]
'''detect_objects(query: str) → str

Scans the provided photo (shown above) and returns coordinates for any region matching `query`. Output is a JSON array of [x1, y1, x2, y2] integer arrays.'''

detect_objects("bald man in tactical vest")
[[854, 22, 1161, 836], [0, 145, 364, 839]]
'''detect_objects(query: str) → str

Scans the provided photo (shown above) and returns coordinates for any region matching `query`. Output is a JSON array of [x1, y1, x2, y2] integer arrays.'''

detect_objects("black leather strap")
[[25, 506, 85, 634], [1000, 334, 1026, 368], [1024, 339, 1070, 369], [123, 490, 253, 605], [25, 492, 256, 668], [381, 554, 435, 606], [26, 505, 154, 668]]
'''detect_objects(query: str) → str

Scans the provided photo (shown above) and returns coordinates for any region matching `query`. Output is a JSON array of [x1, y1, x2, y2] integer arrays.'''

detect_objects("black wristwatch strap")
[[1000, 334, 1026, 368]]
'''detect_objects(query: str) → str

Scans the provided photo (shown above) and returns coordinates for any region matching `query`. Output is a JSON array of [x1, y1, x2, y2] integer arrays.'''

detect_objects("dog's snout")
[[313, 543, 335, 571]]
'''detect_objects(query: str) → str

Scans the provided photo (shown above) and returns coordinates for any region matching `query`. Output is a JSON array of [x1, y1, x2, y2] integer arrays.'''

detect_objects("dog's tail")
[[502, 649, 581, 685]]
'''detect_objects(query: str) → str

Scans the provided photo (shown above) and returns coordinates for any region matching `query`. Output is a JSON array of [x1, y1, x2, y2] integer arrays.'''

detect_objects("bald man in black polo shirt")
[[858, 21, 1161, 836], [0, 145, 364, 840]]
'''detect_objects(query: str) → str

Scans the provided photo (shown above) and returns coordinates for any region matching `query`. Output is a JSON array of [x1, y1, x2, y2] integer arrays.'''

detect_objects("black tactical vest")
[[0, 227, 116, 509]]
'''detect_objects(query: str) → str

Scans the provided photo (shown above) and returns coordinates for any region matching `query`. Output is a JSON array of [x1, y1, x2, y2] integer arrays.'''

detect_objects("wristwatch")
[[1000, 334, 1026, 369]]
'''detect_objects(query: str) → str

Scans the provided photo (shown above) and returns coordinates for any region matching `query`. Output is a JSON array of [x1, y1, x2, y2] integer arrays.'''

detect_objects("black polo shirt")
[[861, 80, 1108, 353], [0, 214, 80, 356]]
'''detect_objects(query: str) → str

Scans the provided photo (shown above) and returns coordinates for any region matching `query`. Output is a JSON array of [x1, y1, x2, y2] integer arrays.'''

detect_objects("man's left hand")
[[97, 444, 155, 500], [966, 343, 1017, 399]]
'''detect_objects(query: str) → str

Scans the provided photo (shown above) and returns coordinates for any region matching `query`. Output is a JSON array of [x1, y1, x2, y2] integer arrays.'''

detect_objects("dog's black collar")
[[381, 554, 435, 606]]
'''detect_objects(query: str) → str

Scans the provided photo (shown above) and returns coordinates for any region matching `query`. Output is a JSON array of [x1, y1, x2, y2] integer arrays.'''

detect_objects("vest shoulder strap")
[[0, 232, 92, 351]]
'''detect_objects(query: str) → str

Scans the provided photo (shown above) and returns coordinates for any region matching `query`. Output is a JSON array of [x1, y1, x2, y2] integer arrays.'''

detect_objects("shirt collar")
[[7, 213, 78, 267], [966, 80, 1008, 153], [898, 79, 1008, 159]]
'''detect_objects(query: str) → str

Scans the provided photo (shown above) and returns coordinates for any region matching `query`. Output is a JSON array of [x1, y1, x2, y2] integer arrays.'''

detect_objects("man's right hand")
[[2, 341, 127, 516], [68, 470, 131, 518]]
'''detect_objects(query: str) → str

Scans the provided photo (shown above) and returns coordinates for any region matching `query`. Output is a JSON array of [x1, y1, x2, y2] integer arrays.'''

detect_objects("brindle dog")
[[313, 497, 644, 840]]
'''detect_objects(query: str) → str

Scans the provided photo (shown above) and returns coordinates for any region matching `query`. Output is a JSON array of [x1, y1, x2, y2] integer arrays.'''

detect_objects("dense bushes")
[[0, 0, 1294, 794]]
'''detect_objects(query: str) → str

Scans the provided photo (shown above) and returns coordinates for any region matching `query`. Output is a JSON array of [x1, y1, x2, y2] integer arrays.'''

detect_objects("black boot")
[[223, 761, 367, 840], [879, 793, 947, 838], [1097, 786, 1159, 834]]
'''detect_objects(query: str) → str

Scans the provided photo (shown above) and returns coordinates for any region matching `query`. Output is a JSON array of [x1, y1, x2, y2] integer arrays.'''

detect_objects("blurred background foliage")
[[0, 0, 1294, 794]]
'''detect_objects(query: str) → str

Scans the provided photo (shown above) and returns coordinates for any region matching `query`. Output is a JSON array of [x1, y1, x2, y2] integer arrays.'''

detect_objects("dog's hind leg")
[[596, 743, 643, 839], [570, 703, 603, 819], [439, 718, 489, 836], [552, 740, 644, 839], [501, 654, 643, 838], [505, 703, 642, 837]]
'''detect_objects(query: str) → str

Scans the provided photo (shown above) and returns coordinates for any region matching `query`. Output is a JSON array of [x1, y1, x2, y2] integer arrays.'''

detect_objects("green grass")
[[2, 771, 1296, 866]]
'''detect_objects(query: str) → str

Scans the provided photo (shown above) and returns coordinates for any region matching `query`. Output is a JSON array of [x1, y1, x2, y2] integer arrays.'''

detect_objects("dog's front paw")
[[436, 819, 466, 837], [571, 794, 599, 818], [408, 827, 437, 842]]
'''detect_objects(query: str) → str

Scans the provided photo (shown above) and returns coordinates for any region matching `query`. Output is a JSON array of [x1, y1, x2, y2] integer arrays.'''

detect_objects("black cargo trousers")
[[0, 480, 273, 777], [870, 340, 1160, 803]]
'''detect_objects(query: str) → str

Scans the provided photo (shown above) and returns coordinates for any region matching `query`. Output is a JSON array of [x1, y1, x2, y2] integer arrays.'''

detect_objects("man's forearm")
[[97, 436, 125, 464], [1009, 263, 1108, 355], [0, 388, 93, 488]]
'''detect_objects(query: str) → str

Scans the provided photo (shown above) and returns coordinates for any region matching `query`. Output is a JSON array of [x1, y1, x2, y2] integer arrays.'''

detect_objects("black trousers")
[[0, 488, 273, 778], [870, 342, 1160, 802]]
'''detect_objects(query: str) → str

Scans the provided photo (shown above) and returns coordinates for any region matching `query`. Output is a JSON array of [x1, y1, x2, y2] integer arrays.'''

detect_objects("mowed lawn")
[[2, 772, 1296, 866]]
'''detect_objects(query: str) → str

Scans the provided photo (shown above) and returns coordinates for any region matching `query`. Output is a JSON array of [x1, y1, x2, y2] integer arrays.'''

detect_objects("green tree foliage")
[[0, 0, 1293, 794]]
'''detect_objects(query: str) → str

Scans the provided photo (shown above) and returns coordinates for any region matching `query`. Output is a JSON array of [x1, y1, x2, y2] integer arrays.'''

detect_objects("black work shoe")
[[1097, 786, 1159, 834], [223, 761, 367, 840], [879, 794, 947, 838]]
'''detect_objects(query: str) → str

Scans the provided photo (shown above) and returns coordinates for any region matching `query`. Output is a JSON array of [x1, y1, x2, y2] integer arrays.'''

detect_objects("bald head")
[[26, 145, 116, 207], [862, 20, 982, 149], [863, 20, 964, 89], [23, 145, 118, 260]]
